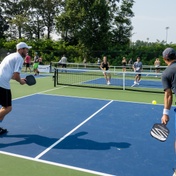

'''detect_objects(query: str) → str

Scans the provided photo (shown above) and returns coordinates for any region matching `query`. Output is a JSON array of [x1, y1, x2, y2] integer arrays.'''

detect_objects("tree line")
[[0, 0, 175, 66]]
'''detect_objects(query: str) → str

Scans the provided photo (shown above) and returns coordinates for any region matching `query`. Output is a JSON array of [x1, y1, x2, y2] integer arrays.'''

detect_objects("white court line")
[[12, 86, 67, 101], [0, 151, 114, 176], [41, 92, 163, 106], [35, 100, 113, 159]]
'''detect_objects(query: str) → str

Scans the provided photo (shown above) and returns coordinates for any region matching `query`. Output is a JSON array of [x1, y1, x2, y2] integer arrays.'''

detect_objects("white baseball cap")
[[16, 42, 32, 50]]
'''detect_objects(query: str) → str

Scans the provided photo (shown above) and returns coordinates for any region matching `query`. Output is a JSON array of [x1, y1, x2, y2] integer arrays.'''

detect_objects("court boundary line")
[[12, 86, 68, 101], [40, 92, 163, 106], [0, 151, 114, 176], [8, 88, 162, 175], [35, 100, 113, 159], [3, 93, 116, 176], [2, 93, 167, 175], [12, 82, 162, 106]]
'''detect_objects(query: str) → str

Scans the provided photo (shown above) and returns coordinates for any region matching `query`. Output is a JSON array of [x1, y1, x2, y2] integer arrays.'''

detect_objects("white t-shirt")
[[60, 56, 67, 64], [0, 52, 24, 89]]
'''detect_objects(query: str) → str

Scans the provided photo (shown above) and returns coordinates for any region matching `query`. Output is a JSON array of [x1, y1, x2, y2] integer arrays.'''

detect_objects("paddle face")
[[150, 123, 169, 142], [25, 75, 36, 86]]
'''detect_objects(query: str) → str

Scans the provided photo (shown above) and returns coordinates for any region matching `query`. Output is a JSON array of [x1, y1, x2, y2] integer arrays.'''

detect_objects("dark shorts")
[[136, 74, 141, 76], [0, 87, 12, 107], [62, 64, 67, 68], [25, 63, 30, 68], [122, 64, 126, 68]]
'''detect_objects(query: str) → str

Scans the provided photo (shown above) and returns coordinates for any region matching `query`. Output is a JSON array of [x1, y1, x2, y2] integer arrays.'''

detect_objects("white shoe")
[[107, 81, 111, 85], [134, 81, 139, 85], [137, 80, 140, 85]]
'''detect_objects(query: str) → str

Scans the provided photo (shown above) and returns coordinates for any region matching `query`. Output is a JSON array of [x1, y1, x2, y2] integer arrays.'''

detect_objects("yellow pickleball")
[[152, 100, 157, 105]]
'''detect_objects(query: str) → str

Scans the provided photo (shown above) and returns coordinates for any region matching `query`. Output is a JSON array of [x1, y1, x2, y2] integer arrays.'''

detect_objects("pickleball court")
[[0, 93, 174, 176]]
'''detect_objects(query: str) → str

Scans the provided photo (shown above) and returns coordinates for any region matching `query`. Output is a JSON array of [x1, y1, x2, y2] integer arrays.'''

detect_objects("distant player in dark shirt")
[[161, 48, 176, 124], [100, 56, 111, 85], [161, 47, 176, 176]]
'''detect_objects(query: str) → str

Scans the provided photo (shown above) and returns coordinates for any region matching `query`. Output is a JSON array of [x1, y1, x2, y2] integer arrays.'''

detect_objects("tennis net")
[[51, 61, 167, 73], [53, 68, 163, 93]]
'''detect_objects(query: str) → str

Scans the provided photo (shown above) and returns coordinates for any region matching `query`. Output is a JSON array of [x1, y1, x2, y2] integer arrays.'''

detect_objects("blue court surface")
[[84, 78, 163, 89], [0, 94, 174, 176]]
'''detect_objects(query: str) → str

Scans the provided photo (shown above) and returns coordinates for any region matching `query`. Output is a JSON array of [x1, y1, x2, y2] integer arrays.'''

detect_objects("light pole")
[[147, 38, 149, 46], [166, 27, 169, 44], [130, 32, 136, 48]]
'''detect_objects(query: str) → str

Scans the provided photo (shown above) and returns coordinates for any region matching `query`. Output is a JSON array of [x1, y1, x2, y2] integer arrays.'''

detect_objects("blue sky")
[[131, 0, 176, 43]]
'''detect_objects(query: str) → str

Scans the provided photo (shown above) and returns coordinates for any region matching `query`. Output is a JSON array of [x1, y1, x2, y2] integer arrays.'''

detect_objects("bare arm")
[[12, 72, 26, 85], [161, 89, 173, 124]]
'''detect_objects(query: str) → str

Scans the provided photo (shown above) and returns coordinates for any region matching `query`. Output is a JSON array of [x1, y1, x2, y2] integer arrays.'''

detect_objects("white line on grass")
[[35, 100, 113, 159], [0, 151, 114, 176], [12, 86, 67, 101]]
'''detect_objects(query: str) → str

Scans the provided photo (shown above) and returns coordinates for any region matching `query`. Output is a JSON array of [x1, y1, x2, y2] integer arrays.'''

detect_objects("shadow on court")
[[0, 131, 131, 151]]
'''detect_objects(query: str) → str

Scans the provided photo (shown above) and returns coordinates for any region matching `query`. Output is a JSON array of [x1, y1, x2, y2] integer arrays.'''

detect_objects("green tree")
[[56, 0, 134, 61], [110, 0, 134, 47], [0, 9, 9, 39], [29, 0, 62, 39], [1, 0, 62, 40], [1, 0, 29, 39], [56, 0, 114, 59], [23, 7, 45, 40], [10, 14, 28, 39]]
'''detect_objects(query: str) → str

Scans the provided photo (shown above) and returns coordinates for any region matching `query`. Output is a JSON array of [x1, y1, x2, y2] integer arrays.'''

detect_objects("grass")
[[0, 152, 98, 176]]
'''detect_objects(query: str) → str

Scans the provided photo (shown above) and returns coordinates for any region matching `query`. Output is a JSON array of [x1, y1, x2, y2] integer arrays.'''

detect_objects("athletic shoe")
[[134, 81, 139, 85], [0, 127, 8, 135], [107, 81, 111, 85]]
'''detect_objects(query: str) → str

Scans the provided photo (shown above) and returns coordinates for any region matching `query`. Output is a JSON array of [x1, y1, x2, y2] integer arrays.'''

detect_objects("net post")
[[53, 68, 56, 87], [49, 62, 52, 73], [56, 68, 59, 85], [122, 72, 125, 90]]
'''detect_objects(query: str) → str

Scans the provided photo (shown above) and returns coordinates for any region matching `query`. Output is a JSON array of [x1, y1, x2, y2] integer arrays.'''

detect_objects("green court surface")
[[1, 74, 167, 176], [0, 152, 99, 176]]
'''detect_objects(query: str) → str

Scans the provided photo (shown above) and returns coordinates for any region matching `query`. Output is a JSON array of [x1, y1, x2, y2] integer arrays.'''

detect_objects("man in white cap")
[[0, 42, 31, 134]]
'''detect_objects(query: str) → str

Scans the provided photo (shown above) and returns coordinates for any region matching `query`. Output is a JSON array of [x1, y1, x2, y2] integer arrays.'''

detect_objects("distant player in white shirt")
[[133, 57, 143, 85], [0, 42, 31, 134]]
